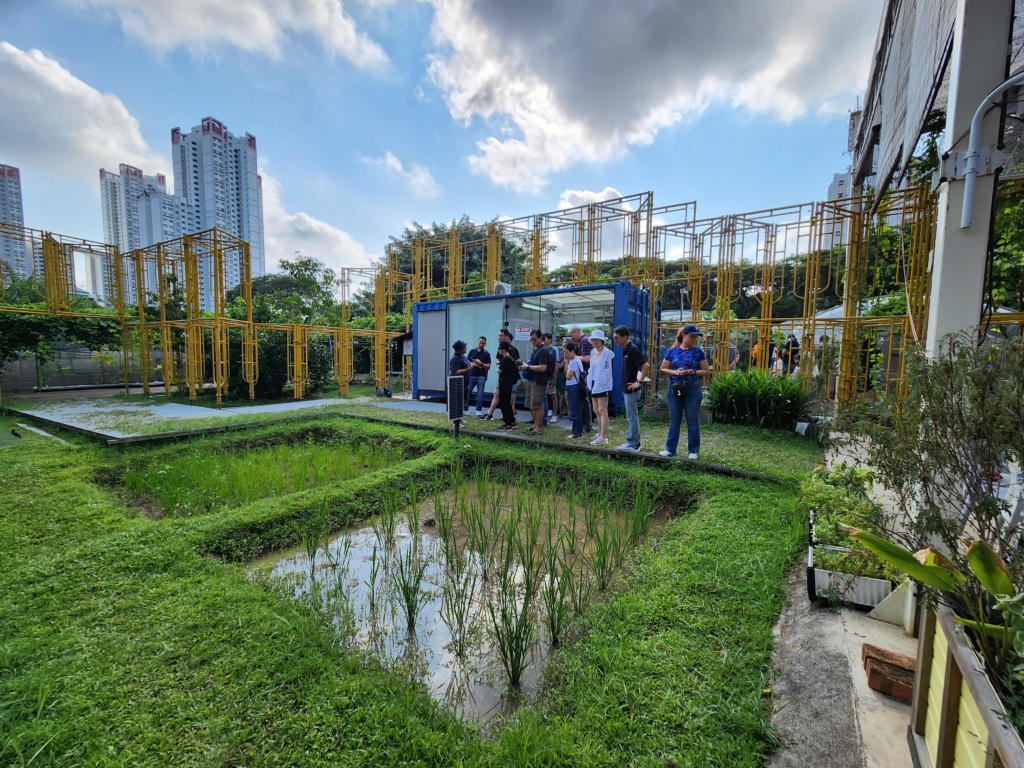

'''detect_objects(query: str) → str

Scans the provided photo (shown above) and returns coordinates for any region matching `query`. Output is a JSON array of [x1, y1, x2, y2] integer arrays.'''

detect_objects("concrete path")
[[770, 568, 915, 768], [16, 398, 339, 437]]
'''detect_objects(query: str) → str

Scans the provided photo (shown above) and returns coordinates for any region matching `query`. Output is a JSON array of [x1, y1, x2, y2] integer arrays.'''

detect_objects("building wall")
[[0, 164, 28, 281]]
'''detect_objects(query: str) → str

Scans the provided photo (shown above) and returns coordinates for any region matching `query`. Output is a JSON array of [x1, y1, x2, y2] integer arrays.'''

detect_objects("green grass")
[[123, 440, 404, 517], [0, 410, 814, 766]]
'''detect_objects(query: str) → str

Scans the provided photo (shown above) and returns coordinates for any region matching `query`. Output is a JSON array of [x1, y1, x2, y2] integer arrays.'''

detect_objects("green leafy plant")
[[707, 369, 809, 430], [837, 333, 1024, 713]]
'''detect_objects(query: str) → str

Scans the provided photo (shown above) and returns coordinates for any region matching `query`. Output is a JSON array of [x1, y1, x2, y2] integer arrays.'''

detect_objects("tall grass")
[[124, 441, 400, 516]]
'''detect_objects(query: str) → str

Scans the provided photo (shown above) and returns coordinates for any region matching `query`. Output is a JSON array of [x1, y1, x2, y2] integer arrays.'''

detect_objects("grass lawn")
[[1, 410, 817, 766]]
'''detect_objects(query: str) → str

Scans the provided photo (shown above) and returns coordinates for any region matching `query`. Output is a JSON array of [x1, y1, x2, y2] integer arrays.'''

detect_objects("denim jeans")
[[468, 375, 487, 411], [566, 385, 584, 436], [666, 381, 702, 455], [623, 388, 642, 447]]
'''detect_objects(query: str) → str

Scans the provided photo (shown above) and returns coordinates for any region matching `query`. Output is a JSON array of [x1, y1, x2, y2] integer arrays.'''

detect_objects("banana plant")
[[844, 526, 1020, 675]]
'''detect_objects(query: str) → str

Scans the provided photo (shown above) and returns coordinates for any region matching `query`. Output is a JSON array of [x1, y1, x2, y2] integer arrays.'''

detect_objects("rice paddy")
[[122, 440, 402, 517], [253, 463, 661, 722]]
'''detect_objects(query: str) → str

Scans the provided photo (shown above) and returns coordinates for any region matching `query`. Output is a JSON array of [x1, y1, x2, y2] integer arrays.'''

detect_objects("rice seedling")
[[405, 484, 421, 543], [625, 482, 656, 547], [394, 543, 429, 633], [566, 555, 595, 617], [487, 526, 537, 689], [302, 496, 332, 583], [540, 533, 571, 647], [440, 552, 478, 657], [364, 546, 381, 611], [373, 489, 400, 553], [588, 507, 619, 591]]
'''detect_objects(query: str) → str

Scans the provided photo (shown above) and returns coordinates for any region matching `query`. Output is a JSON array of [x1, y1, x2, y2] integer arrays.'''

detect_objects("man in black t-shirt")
[[613, 325, 650, 452], [482, 328, 519, 420], [449, 340, 473, 417], [466, 336, 491, 416], [518, 329, 553, 436]]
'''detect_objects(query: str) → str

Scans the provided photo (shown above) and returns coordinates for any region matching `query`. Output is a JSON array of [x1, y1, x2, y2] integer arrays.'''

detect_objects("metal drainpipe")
[[961, 69, 1024, 228]]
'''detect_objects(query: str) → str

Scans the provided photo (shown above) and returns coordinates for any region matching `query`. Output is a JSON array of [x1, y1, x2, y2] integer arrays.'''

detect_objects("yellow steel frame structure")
[[0, 225, 402, 406], [0, 186, 942, 413]]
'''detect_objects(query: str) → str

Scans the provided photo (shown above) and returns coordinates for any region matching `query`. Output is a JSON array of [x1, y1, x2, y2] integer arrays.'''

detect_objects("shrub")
[[706, 369, 809, 430]]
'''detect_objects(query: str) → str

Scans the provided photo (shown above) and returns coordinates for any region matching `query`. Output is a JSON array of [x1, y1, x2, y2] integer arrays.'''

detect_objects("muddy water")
[[253, 484, 654, 724]]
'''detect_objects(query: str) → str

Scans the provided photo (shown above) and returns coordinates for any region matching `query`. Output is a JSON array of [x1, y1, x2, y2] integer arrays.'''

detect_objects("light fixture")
[[519, 301, 546, 312]]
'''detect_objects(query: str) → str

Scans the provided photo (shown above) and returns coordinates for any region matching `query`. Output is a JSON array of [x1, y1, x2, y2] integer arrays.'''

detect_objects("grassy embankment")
[[1, 412, 817, 766]]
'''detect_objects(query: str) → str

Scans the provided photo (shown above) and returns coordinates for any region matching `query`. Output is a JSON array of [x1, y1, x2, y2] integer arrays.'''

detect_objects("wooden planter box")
[[806, 510, 894, 609], [909, 605, 1024, 768]]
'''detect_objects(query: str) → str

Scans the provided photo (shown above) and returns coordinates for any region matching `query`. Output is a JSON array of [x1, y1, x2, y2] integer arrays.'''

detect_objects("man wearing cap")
[[449, 340, 473, 418], [659, 324, 711, 459]]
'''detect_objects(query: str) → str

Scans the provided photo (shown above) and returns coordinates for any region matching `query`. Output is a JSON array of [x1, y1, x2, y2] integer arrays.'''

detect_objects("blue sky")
[[0, 0, 882, 273]]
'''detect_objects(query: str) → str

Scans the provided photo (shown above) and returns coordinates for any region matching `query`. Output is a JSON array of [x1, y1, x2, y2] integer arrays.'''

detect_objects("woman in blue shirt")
[[659, 324, 711, 459]]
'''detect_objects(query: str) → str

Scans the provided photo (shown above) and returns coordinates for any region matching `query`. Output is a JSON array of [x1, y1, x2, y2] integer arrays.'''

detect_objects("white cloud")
[[426, 0, 881, 191], [260, 172, 373, 272], [557, 187, 625, 210], [0, 41, 167, 178], [66, 0, 387, 67], [365, 151, 441, 197], [0, 42, 369, 274]]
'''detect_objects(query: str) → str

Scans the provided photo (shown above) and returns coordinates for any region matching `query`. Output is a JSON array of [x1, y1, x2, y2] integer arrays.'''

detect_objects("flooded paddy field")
[[253, 467, 663, 723]]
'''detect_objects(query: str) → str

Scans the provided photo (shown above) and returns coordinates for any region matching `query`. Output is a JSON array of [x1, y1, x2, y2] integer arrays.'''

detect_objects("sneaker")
[[500, 423, 518, 431], [566, 433, 581, 440], [592, 436, 609, 446], [547, 409, 553, 418], [550, 415, 559, 423], [658, 450, 675, 458], [618, 444, 640, 453], [477, 413, 489, 420], [475, 409, 483, 416], [688, 453, 698, 460]]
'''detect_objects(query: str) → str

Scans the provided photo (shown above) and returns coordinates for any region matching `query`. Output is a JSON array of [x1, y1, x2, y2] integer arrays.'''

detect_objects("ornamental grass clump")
[[838, 332, 1024, 723], [707, 369, 809, 430]]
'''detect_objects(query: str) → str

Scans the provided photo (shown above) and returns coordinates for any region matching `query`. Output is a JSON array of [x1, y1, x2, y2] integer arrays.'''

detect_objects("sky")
[[0, 0, 883, 274]]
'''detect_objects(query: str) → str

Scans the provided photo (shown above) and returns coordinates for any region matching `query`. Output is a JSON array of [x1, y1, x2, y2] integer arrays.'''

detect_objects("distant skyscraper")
[[0, 164, 28, 281], [828, 172, 852, 202], [172, 117, 266, 309], [99, 164, 166, 254], [95, 165, 173, 301]]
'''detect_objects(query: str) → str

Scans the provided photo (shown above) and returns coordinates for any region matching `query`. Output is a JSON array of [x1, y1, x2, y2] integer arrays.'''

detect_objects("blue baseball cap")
[[682, 324, 704, 336], [452, 340, 467, 351]]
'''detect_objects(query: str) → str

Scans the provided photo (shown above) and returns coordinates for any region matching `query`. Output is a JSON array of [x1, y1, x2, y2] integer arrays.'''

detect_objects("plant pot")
[[909, 604, 1024, 768], [806, 510, 894, 610]]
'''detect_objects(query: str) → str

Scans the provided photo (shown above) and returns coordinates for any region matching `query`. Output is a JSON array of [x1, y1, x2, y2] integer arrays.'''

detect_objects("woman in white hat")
[[586, 329, 614, 445]]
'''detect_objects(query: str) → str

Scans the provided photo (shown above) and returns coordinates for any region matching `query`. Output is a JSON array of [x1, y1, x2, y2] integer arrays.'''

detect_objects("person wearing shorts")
[[518, 329, 552, 436], [585, 329, 614, 445]]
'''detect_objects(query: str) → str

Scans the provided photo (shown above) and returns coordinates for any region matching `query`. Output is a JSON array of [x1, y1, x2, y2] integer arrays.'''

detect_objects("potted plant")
[[836, 332, 1024, 765], [803, 463, 898, 608]]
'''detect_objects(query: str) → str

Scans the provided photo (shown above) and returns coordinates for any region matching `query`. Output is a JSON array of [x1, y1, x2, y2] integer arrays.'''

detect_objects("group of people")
[[448, 321, 715, 459]]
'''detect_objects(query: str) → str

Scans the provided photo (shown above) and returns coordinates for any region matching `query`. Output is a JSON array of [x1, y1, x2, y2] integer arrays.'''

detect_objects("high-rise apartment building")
[[96, 164, 193, 303], [172, 117, 265, 308], [0, 164, 29, 281], [99, 165, 167, 254]]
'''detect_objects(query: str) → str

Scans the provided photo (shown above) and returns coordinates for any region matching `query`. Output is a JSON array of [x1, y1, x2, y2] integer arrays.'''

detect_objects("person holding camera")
[[659, 324, 711, 459]]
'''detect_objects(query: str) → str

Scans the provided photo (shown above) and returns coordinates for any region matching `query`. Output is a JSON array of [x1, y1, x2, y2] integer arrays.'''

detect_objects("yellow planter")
[[909, 605, 1024, 768]]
